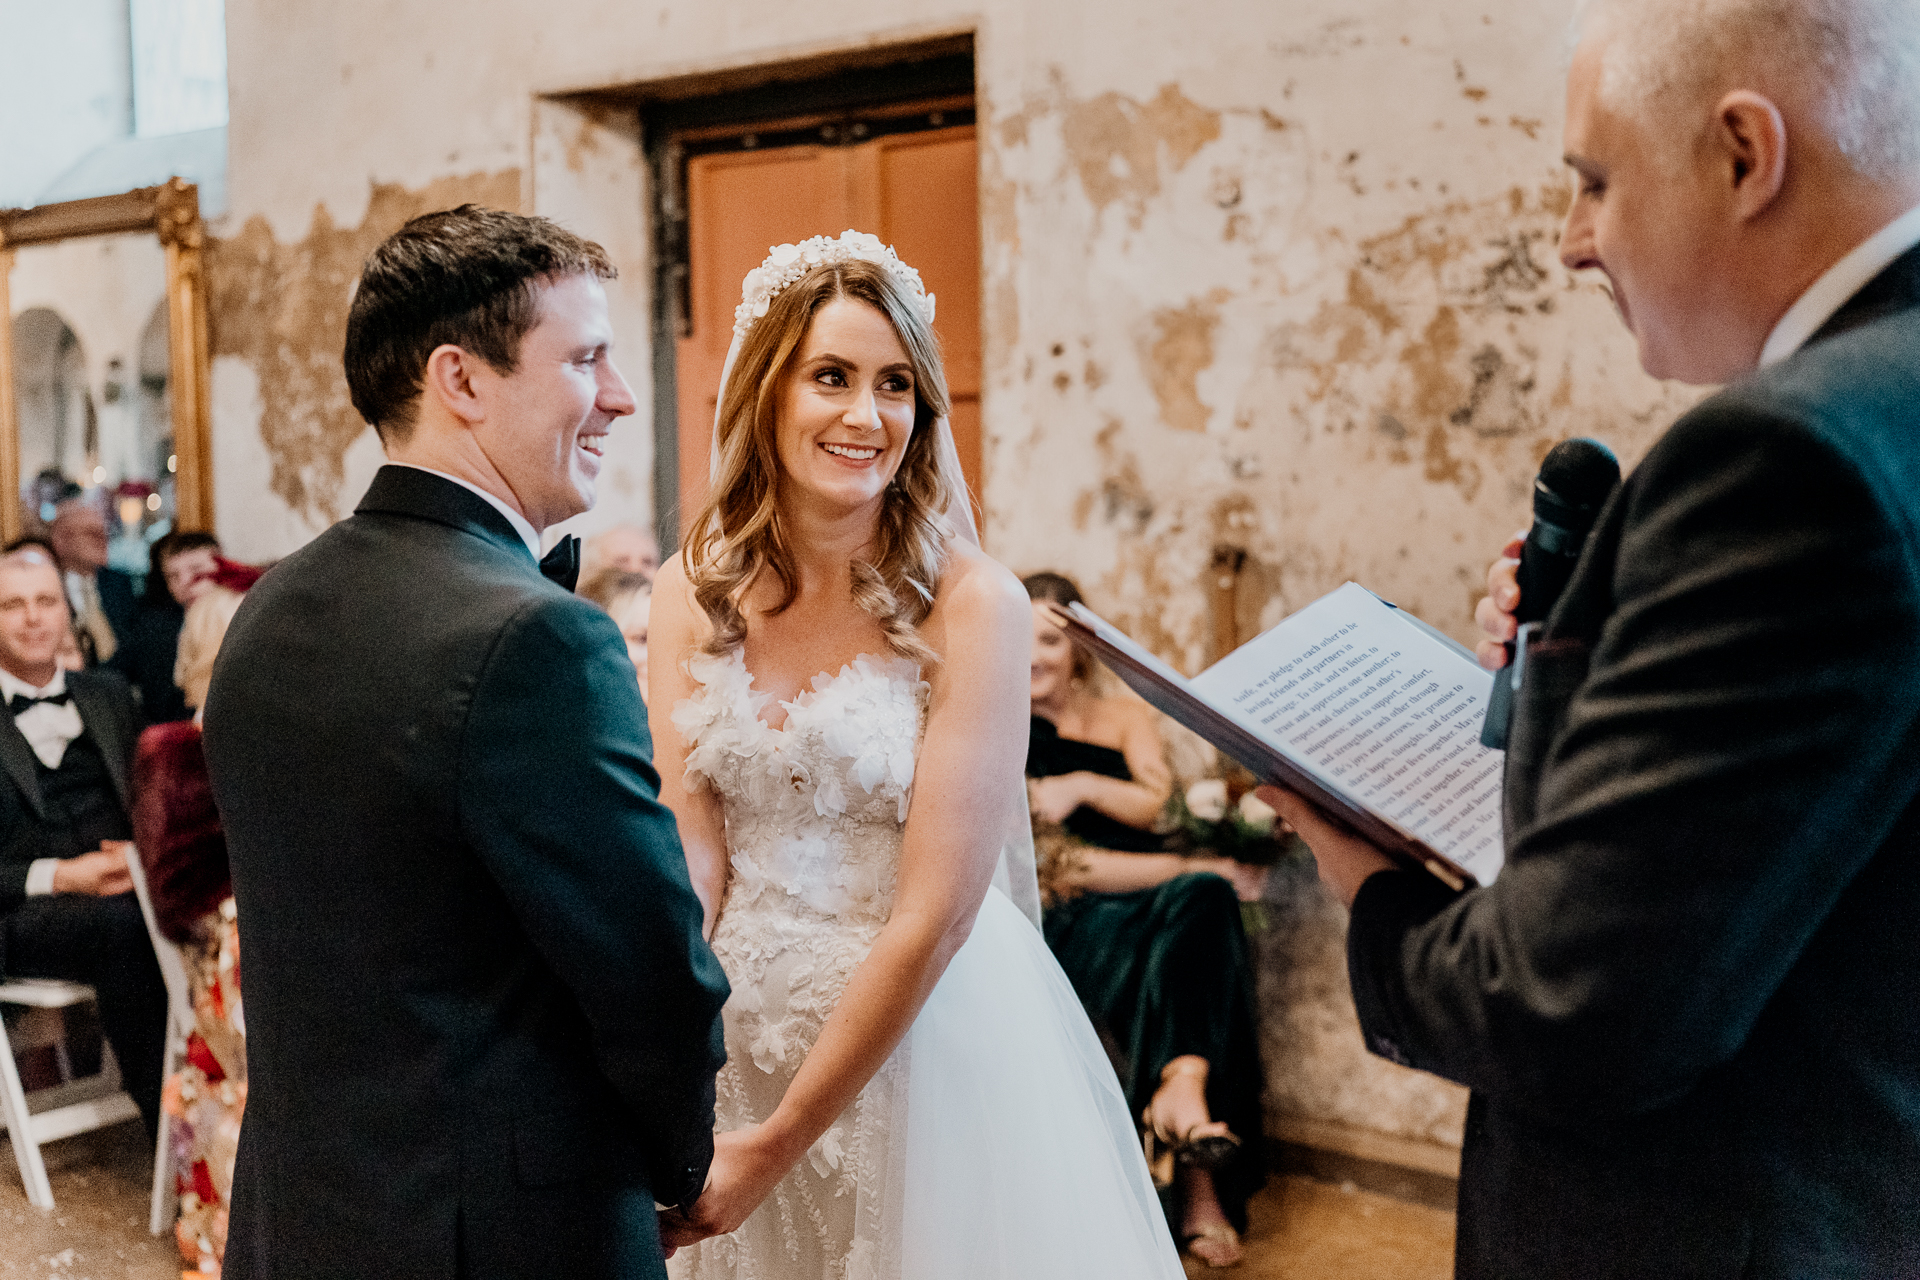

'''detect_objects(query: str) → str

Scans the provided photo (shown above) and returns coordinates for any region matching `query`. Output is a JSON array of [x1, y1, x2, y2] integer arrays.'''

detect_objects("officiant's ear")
[[421, 343, 488, 428]]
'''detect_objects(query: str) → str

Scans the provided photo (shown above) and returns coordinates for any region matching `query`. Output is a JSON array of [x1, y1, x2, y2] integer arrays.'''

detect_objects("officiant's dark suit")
[[0, 662, 167, 1137], [1344, 245, 1920, 1275], [203, 465, 730, 1279]]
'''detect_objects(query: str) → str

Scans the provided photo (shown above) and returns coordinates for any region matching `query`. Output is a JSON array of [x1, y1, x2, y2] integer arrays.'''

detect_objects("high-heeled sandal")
[[1141, 1060, 1244, 1188]]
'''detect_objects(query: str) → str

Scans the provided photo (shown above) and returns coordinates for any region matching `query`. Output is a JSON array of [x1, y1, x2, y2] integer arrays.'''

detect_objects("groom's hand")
[[657, 1125, 793, 1249]]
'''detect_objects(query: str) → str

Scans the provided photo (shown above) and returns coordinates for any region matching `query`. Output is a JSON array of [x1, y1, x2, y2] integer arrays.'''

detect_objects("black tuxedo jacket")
[[203, 467, 729, 1280], [1347, 247, 1920, 1279], [0, 666, 138, 924]]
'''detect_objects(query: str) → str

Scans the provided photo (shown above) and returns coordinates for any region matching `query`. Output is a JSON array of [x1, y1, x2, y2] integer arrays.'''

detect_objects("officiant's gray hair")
[[1573, 0, 1920, 180]]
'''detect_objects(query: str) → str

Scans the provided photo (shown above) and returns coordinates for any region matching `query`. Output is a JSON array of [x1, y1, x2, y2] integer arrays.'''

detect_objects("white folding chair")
[[123, 845, 197, 1235], [0, 978, 142, 1210]]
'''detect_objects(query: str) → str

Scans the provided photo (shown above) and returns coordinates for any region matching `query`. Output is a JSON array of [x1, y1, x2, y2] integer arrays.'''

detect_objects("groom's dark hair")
[[344, 205, 616, 442]]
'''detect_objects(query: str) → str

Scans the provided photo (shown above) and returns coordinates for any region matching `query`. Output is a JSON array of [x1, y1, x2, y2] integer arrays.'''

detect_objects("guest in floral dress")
[[132, 559, 258, 1274]]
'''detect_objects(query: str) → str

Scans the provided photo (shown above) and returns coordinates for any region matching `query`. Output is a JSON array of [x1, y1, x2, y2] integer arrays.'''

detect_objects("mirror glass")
[[8, 231, 176, 590]]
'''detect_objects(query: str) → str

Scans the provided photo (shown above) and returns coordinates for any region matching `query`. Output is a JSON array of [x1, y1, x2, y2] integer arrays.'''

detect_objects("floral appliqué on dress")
[[670, 650, 928, 1280]]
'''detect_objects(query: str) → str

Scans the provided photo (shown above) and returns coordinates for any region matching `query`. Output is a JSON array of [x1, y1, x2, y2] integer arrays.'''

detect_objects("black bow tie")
[[540, 536, 580, 592], [9, 691, 70, 717]]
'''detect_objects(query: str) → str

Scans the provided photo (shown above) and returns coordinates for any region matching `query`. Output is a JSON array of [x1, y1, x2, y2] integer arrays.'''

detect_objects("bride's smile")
[[776, 297, 917, 510]]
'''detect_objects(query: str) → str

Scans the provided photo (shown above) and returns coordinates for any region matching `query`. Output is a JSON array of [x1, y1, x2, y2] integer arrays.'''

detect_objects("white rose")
[[1237, 790, 1277, 831], [1185, 779, 1229, 822], [768, 243, 801, 267]]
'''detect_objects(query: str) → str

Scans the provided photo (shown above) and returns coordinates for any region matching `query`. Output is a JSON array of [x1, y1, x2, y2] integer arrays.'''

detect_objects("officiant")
[[1261, 1, 1920, 1275]]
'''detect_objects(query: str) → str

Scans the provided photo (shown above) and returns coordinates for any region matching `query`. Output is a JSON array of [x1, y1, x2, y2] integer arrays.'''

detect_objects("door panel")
[[870, 129, 982, 512], [676, 125, 981, 536]]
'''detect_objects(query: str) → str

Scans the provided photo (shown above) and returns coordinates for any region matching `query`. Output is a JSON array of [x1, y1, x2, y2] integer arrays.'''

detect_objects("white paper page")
[[1191, 582, 1505, 883]]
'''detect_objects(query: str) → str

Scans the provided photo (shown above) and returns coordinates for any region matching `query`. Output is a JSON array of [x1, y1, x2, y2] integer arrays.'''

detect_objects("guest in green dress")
[[1024, 572, 1267, 1270]]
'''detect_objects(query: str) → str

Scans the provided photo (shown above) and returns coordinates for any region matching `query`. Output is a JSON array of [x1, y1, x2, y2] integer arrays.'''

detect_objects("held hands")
[[658, 1124, 793, 1251], [52, 842, 134, 896], [1473, 531, 1526, 670]]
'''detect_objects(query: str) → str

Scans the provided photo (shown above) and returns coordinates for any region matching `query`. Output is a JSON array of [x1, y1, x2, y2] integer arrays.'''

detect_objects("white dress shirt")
[[1, 667, 84, 897], [386, 463, 541, 562], [1760, 203, 1920, 366]]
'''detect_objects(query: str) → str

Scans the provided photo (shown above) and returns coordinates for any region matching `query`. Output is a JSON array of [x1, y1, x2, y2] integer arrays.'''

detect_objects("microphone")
[[1479, 437, 1620, 749]]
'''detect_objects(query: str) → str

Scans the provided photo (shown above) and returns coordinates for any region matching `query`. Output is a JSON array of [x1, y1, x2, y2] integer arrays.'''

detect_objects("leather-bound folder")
[[1056, 585, 1505, 891]]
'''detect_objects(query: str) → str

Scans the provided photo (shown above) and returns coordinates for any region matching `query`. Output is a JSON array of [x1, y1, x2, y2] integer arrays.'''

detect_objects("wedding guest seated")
[[582, 522, 659, 581], [131, 556, 259, 1272], [1024, 570, 1267, 1269], [115, 531, 221, 725], [50, 497, 138, 666], [0, 545, 167, 1139], [577, 566, 652, 697]]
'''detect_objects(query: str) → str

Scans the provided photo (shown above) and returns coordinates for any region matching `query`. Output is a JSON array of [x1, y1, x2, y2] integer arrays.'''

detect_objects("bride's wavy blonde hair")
[[687, 259, 963, 665]]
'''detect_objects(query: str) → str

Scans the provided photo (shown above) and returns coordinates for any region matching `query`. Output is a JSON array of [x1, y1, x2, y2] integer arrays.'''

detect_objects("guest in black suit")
[[0, 545, 167, 1138], [202, 206, 730, 1280], [1261, 3, 1920, 1277], [113, 531, 221, 724], [49, 498, 137, 665]]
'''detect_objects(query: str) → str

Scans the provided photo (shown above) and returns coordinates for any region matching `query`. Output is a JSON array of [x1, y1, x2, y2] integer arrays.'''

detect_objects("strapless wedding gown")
[[665, 650, 1182, 1280]]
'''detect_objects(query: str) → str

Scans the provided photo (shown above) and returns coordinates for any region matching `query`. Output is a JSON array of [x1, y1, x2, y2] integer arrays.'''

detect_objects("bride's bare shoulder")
[[926, 540, 1029, 650]]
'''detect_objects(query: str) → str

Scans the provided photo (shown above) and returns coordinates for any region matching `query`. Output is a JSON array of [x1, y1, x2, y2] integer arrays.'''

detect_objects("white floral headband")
[[733, 229, 937, 340]]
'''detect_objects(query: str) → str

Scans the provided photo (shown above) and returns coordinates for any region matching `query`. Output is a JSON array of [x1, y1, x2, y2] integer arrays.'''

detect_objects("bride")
[[652, 232, 1184, 1279]]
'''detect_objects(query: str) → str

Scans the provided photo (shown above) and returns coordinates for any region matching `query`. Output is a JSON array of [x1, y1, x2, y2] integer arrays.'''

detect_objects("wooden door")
[[676, 125, 981, 535]]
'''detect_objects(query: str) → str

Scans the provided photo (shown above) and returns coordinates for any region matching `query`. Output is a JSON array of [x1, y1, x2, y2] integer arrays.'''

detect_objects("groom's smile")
[[478, 271, 637, 531]]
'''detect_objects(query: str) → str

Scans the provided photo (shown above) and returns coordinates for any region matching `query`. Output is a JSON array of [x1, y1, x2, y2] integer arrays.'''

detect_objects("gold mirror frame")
[[0, 177, 215, 543]]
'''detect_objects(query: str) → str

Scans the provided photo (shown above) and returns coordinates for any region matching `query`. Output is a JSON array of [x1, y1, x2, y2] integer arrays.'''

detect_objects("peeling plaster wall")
[[213, 0, 1707, 1151]]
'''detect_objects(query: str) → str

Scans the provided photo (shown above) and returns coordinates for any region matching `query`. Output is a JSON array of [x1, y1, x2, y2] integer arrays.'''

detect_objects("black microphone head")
[[1534, 437, 1620, 530]]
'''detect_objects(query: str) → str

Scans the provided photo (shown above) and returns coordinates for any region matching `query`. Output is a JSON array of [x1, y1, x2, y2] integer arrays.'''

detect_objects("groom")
[[203, 207, 729, 1278]]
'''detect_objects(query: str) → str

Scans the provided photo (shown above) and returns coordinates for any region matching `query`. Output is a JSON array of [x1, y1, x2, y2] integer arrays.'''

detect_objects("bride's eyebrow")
[[803, 352, 914, 376]]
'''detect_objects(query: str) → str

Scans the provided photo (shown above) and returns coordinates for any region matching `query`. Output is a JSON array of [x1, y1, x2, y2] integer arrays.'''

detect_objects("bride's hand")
[[657, 1125, 793, 1248]]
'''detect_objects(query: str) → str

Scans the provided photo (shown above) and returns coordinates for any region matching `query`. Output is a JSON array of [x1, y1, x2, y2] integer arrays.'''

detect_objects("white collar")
[[386, 463, 541, 562], [0, 666, 67, 703], [1761, 203, 1920, 367]]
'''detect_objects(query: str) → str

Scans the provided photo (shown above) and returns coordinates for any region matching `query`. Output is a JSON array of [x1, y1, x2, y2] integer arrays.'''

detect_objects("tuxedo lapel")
[[67, 676, 131, 813], [0, 714, 46, 819]]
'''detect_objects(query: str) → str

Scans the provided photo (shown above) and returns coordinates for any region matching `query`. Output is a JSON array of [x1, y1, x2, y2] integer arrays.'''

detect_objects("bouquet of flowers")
[[1164, 771, 1308, 933]]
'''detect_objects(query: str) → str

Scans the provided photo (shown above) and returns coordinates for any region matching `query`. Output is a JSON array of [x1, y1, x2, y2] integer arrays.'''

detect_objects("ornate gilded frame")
[[0, 178, 214, 542]]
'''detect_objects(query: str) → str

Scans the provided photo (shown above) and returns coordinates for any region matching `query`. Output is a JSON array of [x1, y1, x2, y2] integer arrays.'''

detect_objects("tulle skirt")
[[669, 886, 1182, 1280]]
